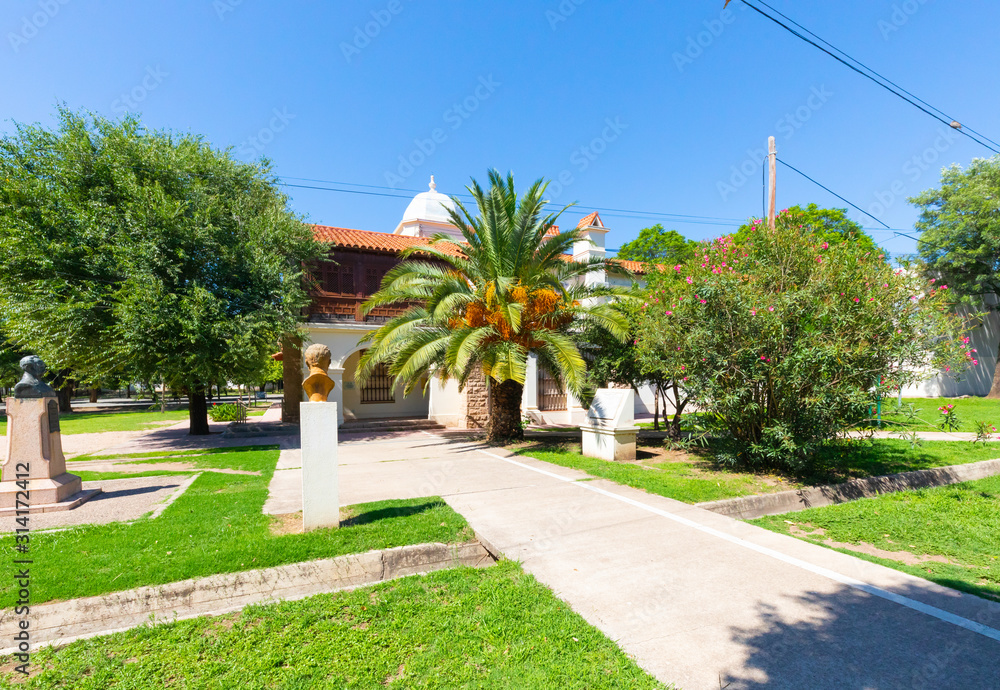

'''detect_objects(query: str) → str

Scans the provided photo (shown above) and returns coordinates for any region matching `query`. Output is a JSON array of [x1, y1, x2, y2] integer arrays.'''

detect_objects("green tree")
[[582, 301, 686, 437], [358, 170, 629, 443], [257, 357, 283, 393], [732, 204, 884, 257], [636, 211, 974, 472], [616, 225, 696, 265], [912, 156, 1000, 396], [0, 108, 324, 434]]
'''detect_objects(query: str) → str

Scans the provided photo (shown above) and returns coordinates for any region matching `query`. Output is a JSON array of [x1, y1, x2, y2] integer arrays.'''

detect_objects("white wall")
[[902, 305, 1000, 398], [429, 375, 463, 427]]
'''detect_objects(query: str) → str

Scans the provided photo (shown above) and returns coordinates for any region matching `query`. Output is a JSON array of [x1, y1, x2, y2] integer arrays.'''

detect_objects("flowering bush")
[[636, 209, 976, 472], [936, 404, 961, 433]]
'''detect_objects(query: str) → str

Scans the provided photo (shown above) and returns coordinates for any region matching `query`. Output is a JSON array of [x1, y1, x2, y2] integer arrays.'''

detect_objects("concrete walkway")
[[312, 430, 1000, 690]]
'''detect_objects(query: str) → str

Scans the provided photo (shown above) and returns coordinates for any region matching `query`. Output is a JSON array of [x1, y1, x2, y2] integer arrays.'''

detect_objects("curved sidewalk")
[[333, 431, 1000, 689]]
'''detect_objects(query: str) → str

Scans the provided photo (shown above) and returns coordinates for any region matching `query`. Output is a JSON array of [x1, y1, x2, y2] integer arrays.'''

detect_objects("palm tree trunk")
[[488, 379, 524, 443]]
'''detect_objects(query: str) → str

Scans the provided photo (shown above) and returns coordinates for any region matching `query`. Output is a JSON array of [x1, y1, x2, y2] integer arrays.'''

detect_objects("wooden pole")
[[767, 136, 777, 227]]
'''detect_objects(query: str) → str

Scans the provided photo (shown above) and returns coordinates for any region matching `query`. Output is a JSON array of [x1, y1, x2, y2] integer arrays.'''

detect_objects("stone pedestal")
[[1, 397, 100, 514], [300, 401, 339, 531], [580, 388, 639, 462]]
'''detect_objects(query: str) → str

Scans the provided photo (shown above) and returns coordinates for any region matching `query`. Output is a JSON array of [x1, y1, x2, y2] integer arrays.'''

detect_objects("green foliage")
[[358, 169, 629, 441], [208, 402, 246, 422], [0, 107, 324, 416], [913, 156, 1000, 307], [935, 402, 962, 432], [635, 211, 975, 472], [616, 224, 697, 264], [732, 204, 884, 257], [258, 357, 283, 387], [973, 420, 998, 446]]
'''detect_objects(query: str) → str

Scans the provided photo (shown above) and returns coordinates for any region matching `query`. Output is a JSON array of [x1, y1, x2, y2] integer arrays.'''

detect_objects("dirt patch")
[[637, 446, 692, 464], [268, 507, 356, 535], [383, 664, 406, 685], [788, 522, 953, 566]]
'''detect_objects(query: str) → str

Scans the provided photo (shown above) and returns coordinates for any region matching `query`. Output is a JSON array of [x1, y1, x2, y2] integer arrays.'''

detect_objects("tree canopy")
[[0, 107, 324, 432], [912, 156, 1000, 395], [616, 224, 697, 264], [732, 204, 885, 258]]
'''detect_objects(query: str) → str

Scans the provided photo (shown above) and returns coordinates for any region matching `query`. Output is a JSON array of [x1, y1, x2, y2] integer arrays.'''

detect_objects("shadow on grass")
[[341, 501, 442, 528], [721, 582, 1000, 688]]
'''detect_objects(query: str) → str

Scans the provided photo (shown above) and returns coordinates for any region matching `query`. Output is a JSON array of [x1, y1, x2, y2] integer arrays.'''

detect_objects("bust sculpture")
[[13, 355, 57, 399], [302, 343, 336, 402]]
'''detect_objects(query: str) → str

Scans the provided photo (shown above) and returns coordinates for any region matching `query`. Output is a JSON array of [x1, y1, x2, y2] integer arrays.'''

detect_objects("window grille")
[[361, 362, 394, 404]]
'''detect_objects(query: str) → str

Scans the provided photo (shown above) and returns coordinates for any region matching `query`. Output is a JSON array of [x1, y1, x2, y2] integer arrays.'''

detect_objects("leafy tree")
[[636, 211, 974, 472], [582, 301, 686, 437], [616, 224, 696, 264], [257, 357, 283, 393], [358, 170, 629, 443], [732, 204, 884, 257], [912, 157, 1000, 396], [0, 108, 324, 433]]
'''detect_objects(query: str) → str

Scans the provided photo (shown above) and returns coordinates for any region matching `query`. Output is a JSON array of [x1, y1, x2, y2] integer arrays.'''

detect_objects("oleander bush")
[[636, 210, 976, 472]]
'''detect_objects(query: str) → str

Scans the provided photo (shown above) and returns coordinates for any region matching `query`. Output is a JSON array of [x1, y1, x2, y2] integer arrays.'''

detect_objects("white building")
[[300, 177, 656, 428]]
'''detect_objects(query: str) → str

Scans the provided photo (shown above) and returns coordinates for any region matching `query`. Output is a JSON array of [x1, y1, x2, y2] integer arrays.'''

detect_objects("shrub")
[[636, 210, 976, 472], [208, 403, 245, 423]]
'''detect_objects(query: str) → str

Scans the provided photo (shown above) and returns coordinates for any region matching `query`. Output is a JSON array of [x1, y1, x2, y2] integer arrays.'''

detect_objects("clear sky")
[[4, 0, 998, 257]]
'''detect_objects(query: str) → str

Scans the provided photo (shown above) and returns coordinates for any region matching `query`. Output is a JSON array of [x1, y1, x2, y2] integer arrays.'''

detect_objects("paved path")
[[309, 430, 1000, 690]]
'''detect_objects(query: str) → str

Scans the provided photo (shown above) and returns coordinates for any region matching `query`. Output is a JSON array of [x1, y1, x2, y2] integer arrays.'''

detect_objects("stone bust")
[[302, 343, 336, 403], [13, 355, 57, 399]]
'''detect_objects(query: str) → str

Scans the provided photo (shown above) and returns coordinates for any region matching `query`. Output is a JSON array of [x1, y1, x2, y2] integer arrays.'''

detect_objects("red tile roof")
[[576, 211, 603, 229], [544, 225, 561, 237], [311, 225, 464, 257]]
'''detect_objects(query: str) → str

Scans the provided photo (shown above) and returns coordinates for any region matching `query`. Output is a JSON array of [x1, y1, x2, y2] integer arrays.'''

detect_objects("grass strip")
[[0, 561, 668, 689], [0, 446, 471, 606], [751, 475, 1000, 602]]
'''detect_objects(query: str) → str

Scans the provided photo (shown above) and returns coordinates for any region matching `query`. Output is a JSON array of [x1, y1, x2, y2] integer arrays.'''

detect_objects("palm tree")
[[357, 170, 630, 443]]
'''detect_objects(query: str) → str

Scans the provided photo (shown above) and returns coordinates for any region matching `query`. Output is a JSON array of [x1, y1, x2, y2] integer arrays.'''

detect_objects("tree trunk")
[[988, 338, 1000, 398], [188, 383, 210, 436], [57, 381, 73, 413], [653, 385, 661, 431], [281, 335, 303, 424], [89, 388, 99, 403], [125, 384, 131, 399], [487, 379, 524, 444]]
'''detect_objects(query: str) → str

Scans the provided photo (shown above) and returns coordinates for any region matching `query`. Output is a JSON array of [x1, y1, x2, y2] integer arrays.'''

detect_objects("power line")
[[776, 158, 890, 229], [277, 180, 746, 228], [738, 0, 1000, 155]]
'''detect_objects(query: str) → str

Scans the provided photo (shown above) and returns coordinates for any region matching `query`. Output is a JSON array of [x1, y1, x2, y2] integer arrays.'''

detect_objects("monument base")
[[581, 424, 639, 462], [0, 472, 90, 510], [0, 486, 102, 516]]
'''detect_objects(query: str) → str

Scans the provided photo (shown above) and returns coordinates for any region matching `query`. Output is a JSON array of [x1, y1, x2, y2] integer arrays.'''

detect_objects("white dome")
[[401, 176, 456, 225]]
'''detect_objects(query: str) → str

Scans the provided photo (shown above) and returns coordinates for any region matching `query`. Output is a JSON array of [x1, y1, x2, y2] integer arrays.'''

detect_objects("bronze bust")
[[13, 355, 57, 399], [302, 344, 336, 402]]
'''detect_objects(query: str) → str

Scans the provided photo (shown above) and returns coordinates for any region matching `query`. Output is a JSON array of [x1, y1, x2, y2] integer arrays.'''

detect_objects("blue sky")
[[3, 0, 998, 257]]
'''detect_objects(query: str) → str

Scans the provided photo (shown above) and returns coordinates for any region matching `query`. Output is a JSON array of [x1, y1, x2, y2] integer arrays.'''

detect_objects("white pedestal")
[[581, 424, 639, 462], [300, 402, 339, 531]]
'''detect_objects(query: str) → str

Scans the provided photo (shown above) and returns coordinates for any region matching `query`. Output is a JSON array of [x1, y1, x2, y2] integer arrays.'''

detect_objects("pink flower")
[[665, 311, 673, 316], [941, 285, 948, 290], [750, 309, 757, 316], [854, 298, 860, 303], [816, 257, 823, 263], [945, 366, 951, 372], [699, 299, 707, 304], [680, 365, 685, 371], [674, 265, 682, 272], [882, 283, 888, 289], [768, 306, 774, 312], [686, 276, 693, 284], [821, 242, 829, 249], [930, 278, 936, 283]]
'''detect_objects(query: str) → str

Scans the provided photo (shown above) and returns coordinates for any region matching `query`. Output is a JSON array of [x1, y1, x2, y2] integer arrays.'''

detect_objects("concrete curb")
[[697, 457, 1000, 520], [0, 541, 495, 653]]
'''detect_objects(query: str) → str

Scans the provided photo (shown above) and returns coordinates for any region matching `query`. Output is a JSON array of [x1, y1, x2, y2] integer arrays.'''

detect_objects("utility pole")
[[767, 135, 777, 227]]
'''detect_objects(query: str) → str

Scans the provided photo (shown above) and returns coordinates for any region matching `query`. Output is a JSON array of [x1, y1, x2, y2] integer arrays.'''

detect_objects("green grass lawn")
[[0, 405, 272, 436], [751, 475, 1000, 602], [513, 440, 1000, 505], [0, 561, 668, 690], [0, 446, 472, 606], [879, 396, 1000, 433]]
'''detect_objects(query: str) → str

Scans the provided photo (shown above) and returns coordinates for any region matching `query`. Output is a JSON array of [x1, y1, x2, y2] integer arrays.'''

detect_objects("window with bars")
[[360, 362, 394, 404]]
